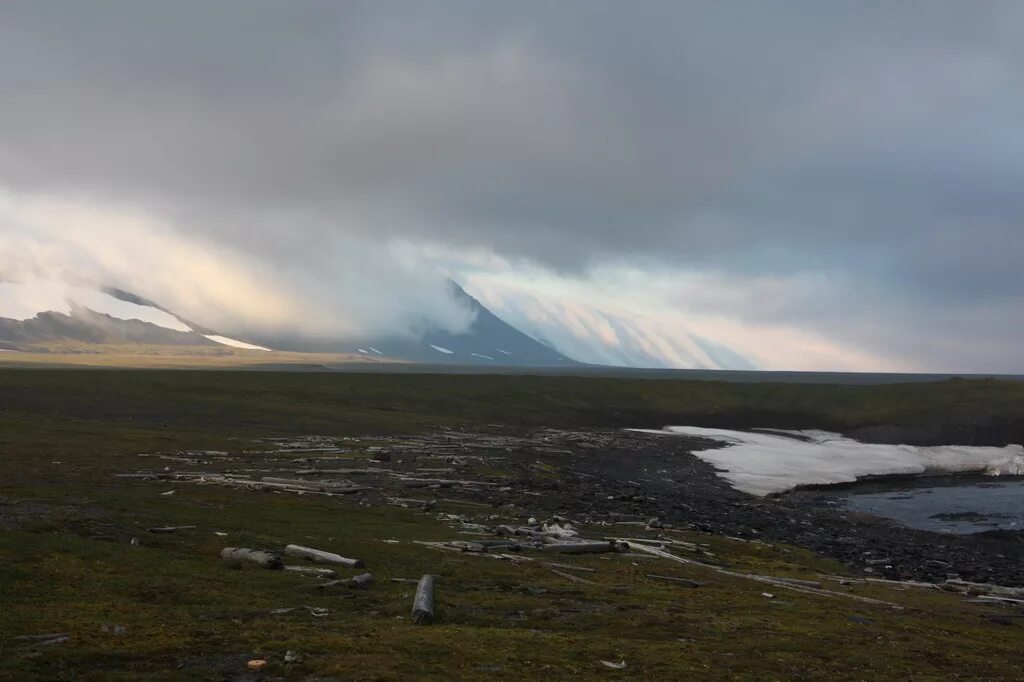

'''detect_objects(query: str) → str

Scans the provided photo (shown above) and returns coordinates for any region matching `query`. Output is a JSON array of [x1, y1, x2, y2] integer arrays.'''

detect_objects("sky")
[[1, 1, 1022, 372]]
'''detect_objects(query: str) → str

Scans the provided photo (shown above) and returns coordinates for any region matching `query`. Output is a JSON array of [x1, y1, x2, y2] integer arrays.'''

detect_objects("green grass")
[[1, 369, 1023, 440], [1, 370, 1023, 679]]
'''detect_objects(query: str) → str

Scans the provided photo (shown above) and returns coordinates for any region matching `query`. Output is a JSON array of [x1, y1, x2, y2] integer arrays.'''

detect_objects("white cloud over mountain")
[[1, 2, 1022, 371]]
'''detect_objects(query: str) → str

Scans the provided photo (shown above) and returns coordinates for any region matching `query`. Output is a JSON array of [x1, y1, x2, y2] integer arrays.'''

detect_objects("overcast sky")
[[1, 1, 1022, 371]]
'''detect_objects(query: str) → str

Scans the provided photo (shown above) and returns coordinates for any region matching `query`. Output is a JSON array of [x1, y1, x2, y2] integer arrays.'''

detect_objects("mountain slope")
[[463, 277, 758, 370], [0, 278, 750, 369], [359, 281, 577, 366], [0, 281, 269, 353], [252, 281, 579, 367], [0, 279, 576, 366]]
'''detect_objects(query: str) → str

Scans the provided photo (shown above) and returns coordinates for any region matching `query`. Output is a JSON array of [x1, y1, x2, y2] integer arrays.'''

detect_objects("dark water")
[[840, 478, 1024, 534]]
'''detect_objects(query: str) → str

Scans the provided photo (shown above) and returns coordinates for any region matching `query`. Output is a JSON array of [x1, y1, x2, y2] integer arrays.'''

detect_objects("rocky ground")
[[122, 427, 1024, 587]]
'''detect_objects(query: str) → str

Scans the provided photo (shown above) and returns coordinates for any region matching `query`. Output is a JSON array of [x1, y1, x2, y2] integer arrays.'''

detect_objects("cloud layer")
[[0, 190, 475, 340], [1, 2, 1022, 370]]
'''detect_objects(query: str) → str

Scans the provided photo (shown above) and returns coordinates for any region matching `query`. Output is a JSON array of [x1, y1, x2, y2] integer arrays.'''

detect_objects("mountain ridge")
[[0, 279, 579, 366]]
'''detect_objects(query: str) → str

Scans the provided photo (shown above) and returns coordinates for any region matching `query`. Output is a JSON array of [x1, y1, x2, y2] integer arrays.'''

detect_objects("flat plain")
[[2, 369, 1023, 680]]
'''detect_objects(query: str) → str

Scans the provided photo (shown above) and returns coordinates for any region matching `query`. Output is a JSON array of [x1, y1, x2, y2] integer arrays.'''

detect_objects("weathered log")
[[318, 573, 375, 589], [15, 633, 70, 647], [477, 540, 523, 550], [412, 575, 435, 624], [446, 540, 487, 552], [283, 565, 338, 579], [945, 578, 1024, 598], [772, 577, 823, 589], [284, 544, 364, 568], [388, 497, 438, 509], [540, 541, 619, 554], [413, 541, 466, 554], [436, 498, 493, 508], [623, 542, 902, 608], [607, 536, 667, 546], [398, 478, 503, 487], [221, 547, 284, 570], [968, 595, 1024, 605], [15, 633, 70, 643], [261, 476, 369, 490], [865, 578, 940, 590], [293, 468, 387, 476], [819, 574, 946, 591], [542, 561, 597, 573], [204, 476, 369, 495], [647, 574, 705, 588], [258, 478, 372, 494], [347, 572, 375, 588], [148, 525, 196, 534]]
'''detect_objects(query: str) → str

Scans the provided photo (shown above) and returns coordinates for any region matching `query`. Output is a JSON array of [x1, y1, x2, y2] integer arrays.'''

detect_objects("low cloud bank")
[[0, 189, 475, 342]]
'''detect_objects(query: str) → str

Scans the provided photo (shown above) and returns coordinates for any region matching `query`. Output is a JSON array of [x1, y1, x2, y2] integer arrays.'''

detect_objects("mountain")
[[243, 281, 578, 367], [0, 280, 271, 353], [0, 279, 758, 369], [0, 279, 576, 366], [461, 278, 758, 370]]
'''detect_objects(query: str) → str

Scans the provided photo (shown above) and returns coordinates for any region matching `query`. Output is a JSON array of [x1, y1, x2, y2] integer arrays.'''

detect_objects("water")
[[840, 478, 1024, 534]]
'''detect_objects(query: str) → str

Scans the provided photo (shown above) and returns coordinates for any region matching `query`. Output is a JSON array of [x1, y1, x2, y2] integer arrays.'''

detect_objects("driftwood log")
[[285, 544, 364, 568], [318, 573, 375, 589], [284, 565, 338, 578], [221, 547, 284, 570], [542, 561, 597, 573], [647, 574, 705, 588], [412, 575, 435, 624], [540, 541, 619, 554], [551, 568, 595, 585], [259, 477, 371, 493], [148, 525, 196, 534], [622, 542, 902, 608]]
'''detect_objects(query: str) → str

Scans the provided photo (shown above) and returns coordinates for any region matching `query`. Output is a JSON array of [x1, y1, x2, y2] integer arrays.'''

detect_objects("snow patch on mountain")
[[637, 426, 1024, 496], [0, 280, 191, 332], [202, 335, 271, 351], [429, 344, 454, 354]]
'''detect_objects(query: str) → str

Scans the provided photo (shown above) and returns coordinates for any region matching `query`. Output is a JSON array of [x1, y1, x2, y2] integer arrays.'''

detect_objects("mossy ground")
[[1, 370, 1022, 679]]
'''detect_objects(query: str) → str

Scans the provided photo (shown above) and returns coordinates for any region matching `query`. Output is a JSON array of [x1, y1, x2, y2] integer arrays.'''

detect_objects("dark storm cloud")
[[1, 1, 1022, 369]]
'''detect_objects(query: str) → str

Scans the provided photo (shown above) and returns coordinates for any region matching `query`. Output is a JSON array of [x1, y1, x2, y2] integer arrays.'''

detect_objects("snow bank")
[[203, 335, 271, 351], [636, 426, 1024, 496]]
